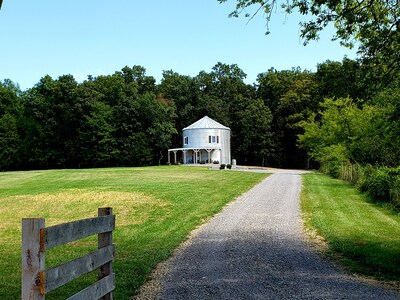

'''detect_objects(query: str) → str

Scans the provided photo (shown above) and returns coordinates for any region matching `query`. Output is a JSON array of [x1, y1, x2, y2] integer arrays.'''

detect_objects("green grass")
[[301, 172, 400, 281], [0, 166, 266, 299]]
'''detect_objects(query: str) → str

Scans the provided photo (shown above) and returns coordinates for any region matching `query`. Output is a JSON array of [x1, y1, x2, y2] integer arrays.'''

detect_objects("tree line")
[[0, 58, 399, 171]]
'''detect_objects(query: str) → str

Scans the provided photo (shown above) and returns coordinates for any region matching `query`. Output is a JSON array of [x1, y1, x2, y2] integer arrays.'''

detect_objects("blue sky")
[[0, 0, 356, 90]]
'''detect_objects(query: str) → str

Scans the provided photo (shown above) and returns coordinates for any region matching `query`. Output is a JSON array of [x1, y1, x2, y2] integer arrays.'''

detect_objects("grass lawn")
[[0, 166, 267, 299], [301, 172, 400, 282]]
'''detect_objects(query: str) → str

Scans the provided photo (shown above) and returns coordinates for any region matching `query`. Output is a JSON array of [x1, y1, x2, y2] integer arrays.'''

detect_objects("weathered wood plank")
[[22, 218, 46, 299], [44, 244, 115, 293], [98, 208, 113, 300], [42, 214, 115, 250], [67, 273, 115, 300], [22, 208, 115, 299]]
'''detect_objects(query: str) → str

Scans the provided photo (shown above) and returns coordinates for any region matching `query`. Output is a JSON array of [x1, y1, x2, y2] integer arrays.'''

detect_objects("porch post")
[[167, 150, 170, 164], [173, 150, 177, 164], [193, 149, 199, 164], [183, 150, 188, 165], [206, 149, 212, 163]]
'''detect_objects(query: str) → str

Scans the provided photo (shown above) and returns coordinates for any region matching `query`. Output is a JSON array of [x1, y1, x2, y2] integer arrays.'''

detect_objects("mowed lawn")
[[0, 166, 267, 299], [302, 173, 400, 282]]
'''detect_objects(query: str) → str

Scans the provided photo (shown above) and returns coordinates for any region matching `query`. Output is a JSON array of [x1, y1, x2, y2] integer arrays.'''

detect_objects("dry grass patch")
[[1, 189, 170, 231]]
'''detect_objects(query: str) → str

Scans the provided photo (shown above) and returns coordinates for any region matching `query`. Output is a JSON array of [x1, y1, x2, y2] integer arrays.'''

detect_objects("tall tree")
[[316, 58, 367, 101], [298, 97, 399, 171], [256, 68, 319, 167], [158, 70, 198, 131], [0, 79, 21, 117], [117, 65, 156, 94], [0, 113, 19, 170], [235, 98, 273, 166]]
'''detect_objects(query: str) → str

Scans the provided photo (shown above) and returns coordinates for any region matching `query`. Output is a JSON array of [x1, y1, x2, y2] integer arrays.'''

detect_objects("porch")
[[167, 147, 221, 164]]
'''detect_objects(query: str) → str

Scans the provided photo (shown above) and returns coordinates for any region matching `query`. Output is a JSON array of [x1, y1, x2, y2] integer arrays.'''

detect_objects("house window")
[[184, 136, 189, 145], [209, 135, 219, 144]]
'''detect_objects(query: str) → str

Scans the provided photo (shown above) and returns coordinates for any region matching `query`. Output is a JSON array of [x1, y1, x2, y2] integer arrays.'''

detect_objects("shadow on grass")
[[328, 238, 400, 281]]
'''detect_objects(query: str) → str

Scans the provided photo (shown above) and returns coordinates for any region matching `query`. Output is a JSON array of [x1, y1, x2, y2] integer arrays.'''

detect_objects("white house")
[[168, 116, 231, 164]]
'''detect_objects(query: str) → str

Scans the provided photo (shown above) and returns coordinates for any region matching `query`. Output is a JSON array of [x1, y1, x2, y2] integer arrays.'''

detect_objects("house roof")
[[183, 116, 230, 130]]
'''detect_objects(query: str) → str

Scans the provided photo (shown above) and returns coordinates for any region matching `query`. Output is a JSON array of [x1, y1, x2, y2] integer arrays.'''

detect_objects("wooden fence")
[[22, 207, 115, 300]]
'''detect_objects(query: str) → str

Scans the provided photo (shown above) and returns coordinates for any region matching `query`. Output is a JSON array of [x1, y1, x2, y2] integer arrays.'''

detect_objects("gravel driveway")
[[135, 170, 399, 300]]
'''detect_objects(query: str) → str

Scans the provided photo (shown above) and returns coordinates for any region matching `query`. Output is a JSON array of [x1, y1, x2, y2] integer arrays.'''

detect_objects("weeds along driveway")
[[134, 171, 399, 300]]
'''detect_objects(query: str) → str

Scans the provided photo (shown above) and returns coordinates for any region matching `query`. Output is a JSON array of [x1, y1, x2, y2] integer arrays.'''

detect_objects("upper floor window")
[[209, 135, 219, 144], [184, 136, 189, 145]]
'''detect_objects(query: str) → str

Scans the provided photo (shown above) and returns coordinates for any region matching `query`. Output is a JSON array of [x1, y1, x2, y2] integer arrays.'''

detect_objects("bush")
[[358, 164, 375, 192], [319, 145, 349, 178], [226, 164, 232, 169], [366, 168, 392, 202], [213, 160, 219, 164], [390, 175, 400, 209], [220, 164, 226, 170], [357, 165, 400, 208]]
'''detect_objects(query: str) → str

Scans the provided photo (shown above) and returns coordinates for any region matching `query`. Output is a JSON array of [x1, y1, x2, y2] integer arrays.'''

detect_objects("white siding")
[[182, 127, 231, 164]]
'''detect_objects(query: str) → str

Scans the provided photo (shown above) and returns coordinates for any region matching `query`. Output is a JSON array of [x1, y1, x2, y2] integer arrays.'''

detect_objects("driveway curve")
[[135, 171, 399, 300]]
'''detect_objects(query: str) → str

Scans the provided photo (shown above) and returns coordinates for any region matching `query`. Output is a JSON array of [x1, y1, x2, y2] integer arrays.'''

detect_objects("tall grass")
[[302, 173, 400, 281], [0, 166, 267, 299]]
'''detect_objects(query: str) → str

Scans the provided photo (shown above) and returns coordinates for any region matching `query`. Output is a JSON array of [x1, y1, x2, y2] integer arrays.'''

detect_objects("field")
[[301, 173, 400, 282], [0, 166, 267, 299]]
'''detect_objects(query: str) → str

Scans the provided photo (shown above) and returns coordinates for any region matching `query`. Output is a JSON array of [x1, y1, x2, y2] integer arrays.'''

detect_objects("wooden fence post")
[[98, 207, 113, 300], [22, 218, 45, 300]]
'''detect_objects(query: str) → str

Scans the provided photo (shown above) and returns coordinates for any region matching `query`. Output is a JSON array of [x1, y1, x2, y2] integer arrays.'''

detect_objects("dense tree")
[[77, 90, 117, 167], [0, 79, 21, 116], [116, 65, 156, 94], [298, 97, 400, 176], [0, 113, 19, 170], [0, 80, 22, 170], [256, 68, 319, 167], [316, 58, 367, 101], [158, 70, 199, 133], [0, 57, 398, 171], [235, 98, 273, 166]]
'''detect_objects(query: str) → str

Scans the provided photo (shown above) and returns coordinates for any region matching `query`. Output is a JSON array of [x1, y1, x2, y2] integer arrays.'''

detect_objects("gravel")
[[134, 171, 400, 300]]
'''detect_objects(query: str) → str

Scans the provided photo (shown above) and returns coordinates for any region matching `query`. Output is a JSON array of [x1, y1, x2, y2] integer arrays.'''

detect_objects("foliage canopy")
[[219, 0, 400, 79]]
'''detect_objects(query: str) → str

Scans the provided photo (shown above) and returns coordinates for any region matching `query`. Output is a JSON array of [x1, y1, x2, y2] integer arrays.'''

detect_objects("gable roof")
[[183, 116, 230, 130]]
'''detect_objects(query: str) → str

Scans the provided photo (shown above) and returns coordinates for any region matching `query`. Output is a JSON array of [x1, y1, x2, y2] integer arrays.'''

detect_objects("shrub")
[[220, 164, 226, 170], [213, 160, 219, 164], [226, 164, 232, 169], [390, 175, 400, 209], [358, 164, 375, 192], [366, 168, 392, 202], [359, 166, 400, 206], [319, 145, 349, 178]]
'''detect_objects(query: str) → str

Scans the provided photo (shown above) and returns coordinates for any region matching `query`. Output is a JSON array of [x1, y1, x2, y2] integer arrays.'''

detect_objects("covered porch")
[[167, 147, 221, 164]]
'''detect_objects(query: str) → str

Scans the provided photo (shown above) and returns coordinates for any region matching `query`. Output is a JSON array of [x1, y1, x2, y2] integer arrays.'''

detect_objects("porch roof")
[[168, 147, 221, 152]]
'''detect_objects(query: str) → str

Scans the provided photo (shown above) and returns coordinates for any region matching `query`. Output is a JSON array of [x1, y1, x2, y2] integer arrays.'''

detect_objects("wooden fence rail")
[[22, 207, 115, 300]]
